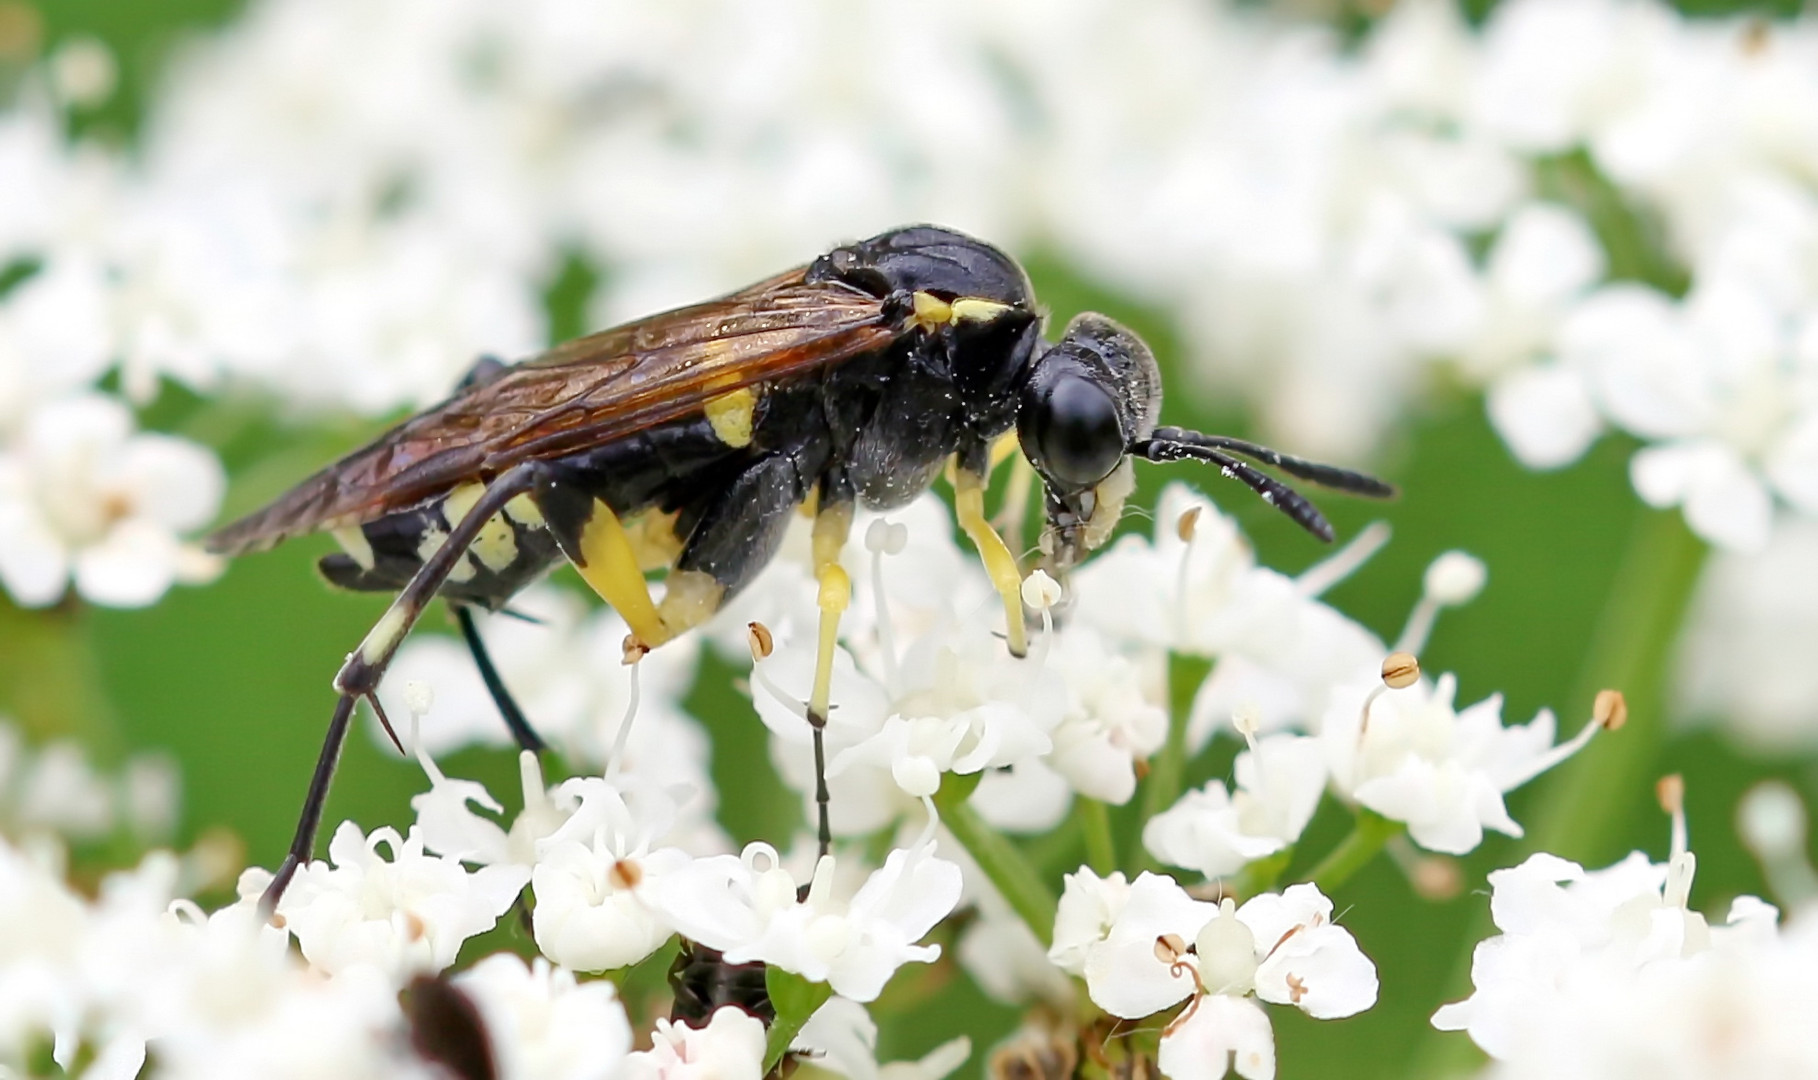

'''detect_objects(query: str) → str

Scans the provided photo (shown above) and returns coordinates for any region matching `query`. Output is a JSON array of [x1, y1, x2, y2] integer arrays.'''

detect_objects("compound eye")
[[1024, 374, 1126, 488]]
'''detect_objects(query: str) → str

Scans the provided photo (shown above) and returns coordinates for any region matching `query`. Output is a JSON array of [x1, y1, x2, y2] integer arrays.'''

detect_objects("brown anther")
[[1656, 774, 1685, 816], [747, 621, 774, 661], [1133, 758, 1151, 781], [1285, 972, 1308, 1004], [1594, 688, 1628, 731], [402, 909, 427, 941], [1177, 506, 1203, 543], [620, 636, 649, 665], [1742, 18, 1771, 55], [1153, 933, 1188, 964], [267, 911, 288, 931], [1381, 651, 1420, 690], [609, 858, 643, 890]]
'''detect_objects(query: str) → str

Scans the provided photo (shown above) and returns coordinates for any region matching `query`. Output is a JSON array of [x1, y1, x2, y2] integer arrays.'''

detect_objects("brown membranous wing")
[[208, 270, 895, 555]]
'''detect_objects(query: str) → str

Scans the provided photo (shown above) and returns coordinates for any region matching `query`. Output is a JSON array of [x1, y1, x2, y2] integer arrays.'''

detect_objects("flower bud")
[[1423, 551, 1486, 606]]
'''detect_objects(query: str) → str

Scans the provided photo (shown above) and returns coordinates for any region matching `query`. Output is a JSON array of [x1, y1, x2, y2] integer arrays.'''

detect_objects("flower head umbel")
[[0, 393, 222, 608], [1321, 657, 1621, 855], [253, 821, 528, 981], [452, 953, 634, 1080], [1057, 870, 1377, 1080], [1432, 777, 1818, 1076], [626, 1006, 766, 1080], [529, 776, 695, 973], [1144, 724, 1327, 881], [656, 813, 962, 1003]]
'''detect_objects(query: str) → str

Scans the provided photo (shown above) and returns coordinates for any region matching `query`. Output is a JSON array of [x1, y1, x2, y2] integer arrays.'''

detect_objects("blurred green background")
[[4, 1, 1815, 1078]]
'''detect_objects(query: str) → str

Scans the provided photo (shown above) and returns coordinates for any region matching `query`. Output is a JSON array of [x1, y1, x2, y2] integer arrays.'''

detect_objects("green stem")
[[1302, 809, 1400, 892], [762, 968, 832, 1073], [1080, 798, 1116, 875], [1526, 508, 1706, 861], [935, 773, 1058, 947], [1133, 654, 1212, 872]]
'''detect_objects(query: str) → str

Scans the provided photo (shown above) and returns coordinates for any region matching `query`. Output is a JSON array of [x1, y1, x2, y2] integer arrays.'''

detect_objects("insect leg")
[[656, 452, 835, 848], [263, 462, 548, 911], [952, 463, 1028, 658], [806, 499, 853, 859], [538, 488, 672, 649], [454, 605, 545, 753]]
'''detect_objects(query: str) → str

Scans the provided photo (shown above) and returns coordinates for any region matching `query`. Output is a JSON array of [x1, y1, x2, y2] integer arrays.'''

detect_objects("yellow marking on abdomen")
[[417, 524, 477, 583], [504, 492, 545, 528], [442, 482, 487, 526], [470, 513, 518, 572], [705, 387, 757, 448], [332, 526, 376, 571]]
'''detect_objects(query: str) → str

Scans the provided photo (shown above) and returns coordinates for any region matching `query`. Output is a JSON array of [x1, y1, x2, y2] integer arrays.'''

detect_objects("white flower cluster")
[[0, 721, 179, 846], [385, 481, 1605, 1071], [1434, 788, 1818, 1076], [0, 735, 967, 1079], [11, 0, 1818, 554], [1050, 869, 1376, 1080]]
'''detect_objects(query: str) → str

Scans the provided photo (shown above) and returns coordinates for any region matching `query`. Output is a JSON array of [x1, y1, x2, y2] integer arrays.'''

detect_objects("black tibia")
[[265, 463, 549, 912], [669, 940, 774, 1026], [455, 606, 544, 752]]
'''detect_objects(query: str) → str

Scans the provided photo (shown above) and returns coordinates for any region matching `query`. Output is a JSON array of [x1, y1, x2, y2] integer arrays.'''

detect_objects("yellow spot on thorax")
[[951, 297, 1013, 323], [705, 387, 757, 448], [911, 291, 953, 331], [912, 292, 1014, 333]]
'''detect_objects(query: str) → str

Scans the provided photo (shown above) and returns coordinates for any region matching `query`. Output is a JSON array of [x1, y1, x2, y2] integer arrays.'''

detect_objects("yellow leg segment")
[[573, 497, 670, 648], [808, 502, 853, 719], [991, 451, 1037, 552], [807, 502, 853, 857], [954, 467, 1028, 658]]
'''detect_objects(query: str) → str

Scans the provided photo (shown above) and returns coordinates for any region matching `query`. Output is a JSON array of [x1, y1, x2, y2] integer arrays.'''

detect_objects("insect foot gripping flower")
[[447, 953, 634, 1080], [1143, 728, 1326, 880], [1432, 779, 1818, 1076], [0, 393, 223, 608], [1320, 661, 1620, 855], [1060, 870, 1376, 1080], [628, 1006, 767, 1080], [250, 820, 529, 981], [654, 827, 963, 1004]]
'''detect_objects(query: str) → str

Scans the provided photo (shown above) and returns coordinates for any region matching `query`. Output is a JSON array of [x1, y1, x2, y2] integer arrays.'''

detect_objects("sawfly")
[[209, 225, 1394, 907]]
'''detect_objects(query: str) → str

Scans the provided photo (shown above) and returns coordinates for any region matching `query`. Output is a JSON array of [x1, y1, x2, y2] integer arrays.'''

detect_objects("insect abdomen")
[[318, 484, 561, 611]]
